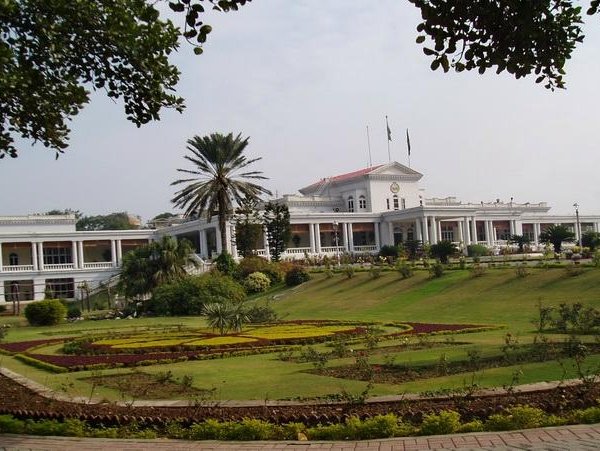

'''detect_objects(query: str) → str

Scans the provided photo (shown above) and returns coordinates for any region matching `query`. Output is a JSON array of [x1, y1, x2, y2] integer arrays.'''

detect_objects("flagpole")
[[366, 126, 372, 167], [385, 115, 391, 162], [406, 128, 412, 168]]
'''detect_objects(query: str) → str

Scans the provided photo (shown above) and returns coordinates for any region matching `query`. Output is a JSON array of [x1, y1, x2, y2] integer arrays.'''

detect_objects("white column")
[[388, 222, 394, 245], [72, 241, 78, 269], [32, 242, 38, 271], [422, 216, 429, 244], [314, 224, 321, 253], [0, 242, 3, 273], [200, 230, 208, 258], [457, 221, 464, 243], [77, 241, 84, 268], [37, 242, 44, 270], [533, 223, 540, 246], [484, 221, 491, 245], [0, 280, 4, 301], [347, 223, 354, 252], [215, 227, 223, 254], [594, 223, 599, 233], [230, 225, 238, 258], [342, 223, 349, 251], [415, 219, 422, 242], [374, 222, 381, 248], [514, 220, 523, 236], [471, 217, 477, 244], [309, 223, 316, 253], [430, 216, 438, 244], [116, 240, 123, 264], [463, 217, 471, 244], [263, 227, 270, 260], [224, 223, 234, 254], [110, 240, 117, 267], [492, 223, 498, 242]]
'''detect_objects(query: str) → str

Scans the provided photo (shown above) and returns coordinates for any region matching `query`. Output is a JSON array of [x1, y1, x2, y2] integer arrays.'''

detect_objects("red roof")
[[302, 164, 383, 192]]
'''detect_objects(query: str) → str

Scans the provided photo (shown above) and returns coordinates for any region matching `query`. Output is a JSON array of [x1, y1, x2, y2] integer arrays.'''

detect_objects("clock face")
[[390, 182, 400, 194]]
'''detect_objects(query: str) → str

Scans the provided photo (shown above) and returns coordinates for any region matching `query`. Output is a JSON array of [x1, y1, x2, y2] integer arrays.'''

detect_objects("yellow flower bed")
[[185, 336, 258, 346], [244, 324, 355, 340], [112, 338, 191, 349]]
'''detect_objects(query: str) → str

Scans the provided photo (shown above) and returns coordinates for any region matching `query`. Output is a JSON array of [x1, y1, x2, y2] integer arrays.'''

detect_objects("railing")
[[284, 247, 311, 255], [353, 245, 378, 253], [44, 263, 74, 271], [83, 262, 114, 269], [320, 246, 345, 253], [255, 249, 267, 257], [2, 265, 34, 272]]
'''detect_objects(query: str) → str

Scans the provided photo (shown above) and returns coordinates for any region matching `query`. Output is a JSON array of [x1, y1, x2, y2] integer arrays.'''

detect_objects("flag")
[[386, 116, 392, 141], [406, 128, 411, 156]]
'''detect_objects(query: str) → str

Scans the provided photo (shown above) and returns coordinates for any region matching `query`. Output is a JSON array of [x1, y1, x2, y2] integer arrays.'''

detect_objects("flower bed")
[[0, 338, 67, 354]]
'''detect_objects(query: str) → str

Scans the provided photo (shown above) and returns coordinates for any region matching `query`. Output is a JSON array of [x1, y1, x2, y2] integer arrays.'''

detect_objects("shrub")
[[24, 299, 67, 326], [396, 261, 413, 279], [379, 245, 399, 258], [285, 266, 310, 286], [515, 263, 529, 278], [429, 261, 444, 278], [369, 266, 383, 279], [0, 304, 7, 313], [467, 244, 490, 257], [573, 406, 600, 424], [486, 406, 546, 431], [237, 256, 270, 279], [343, 265, 355, 279], [214, 251, 237, 276], [246, 303, 278, 323], [430, 241, 458, 264], [149, 273, 246, 316], [66, 304, 82, 319], [470, 263, 486, 278], [243, 272, 271, 293], [564, 264, 584, 277], [420, 410, 461, 435]]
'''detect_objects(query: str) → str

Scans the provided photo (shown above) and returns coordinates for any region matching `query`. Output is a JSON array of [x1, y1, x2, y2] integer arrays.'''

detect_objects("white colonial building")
[[2, 162, 598, 302]]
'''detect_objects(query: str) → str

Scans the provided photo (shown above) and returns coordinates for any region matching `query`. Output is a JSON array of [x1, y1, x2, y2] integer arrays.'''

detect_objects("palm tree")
[[171, 133, 272, 253], [539, 225, 575, 253]]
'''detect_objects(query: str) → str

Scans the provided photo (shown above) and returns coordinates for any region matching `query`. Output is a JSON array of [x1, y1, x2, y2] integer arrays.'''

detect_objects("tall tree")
[[118, 236, 196, 299], [234, 198, 263, 257], [76, 212, 140, 231], [539, 225, 576, 253], [171, 133, 271, 253], [263, 202, 291, 262]]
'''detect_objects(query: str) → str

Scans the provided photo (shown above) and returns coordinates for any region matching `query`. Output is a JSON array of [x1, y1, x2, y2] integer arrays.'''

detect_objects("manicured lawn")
[[1, 267, 599, 401]]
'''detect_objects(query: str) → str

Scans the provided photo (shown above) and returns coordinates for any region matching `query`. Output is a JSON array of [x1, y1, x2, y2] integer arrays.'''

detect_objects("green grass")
[[1, 267, 600, 400]]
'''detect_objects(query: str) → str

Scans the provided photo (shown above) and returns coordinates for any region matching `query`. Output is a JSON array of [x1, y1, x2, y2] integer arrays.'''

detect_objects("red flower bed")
[[0, 338, 66, 353]]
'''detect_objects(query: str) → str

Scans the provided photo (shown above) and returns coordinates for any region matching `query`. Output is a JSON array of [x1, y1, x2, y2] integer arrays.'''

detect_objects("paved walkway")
[[2, 423, 600, 451]]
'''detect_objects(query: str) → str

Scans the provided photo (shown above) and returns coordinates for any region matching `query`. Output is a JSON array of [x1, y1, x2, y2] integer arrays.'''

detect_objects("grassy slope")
[[2, 267, 600, 400]]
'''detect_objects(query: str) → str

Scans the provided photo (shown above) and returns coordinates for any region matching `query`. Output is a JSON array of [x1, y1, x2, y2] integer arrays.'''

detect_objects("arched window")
[[393, 195, 399, 210], [348, 196, 354, 212], [9, 253, 18, 266], [358, 195, 366, 210]]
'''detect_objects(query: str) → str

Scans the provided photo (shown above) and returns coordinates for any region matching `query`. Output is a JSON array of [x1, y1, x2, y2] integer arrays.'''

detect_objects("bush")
[[379, 245, 399, 258], [396, 261, 413, 279], [430, 241, 458, 264], [214, 251, 237, 276], [246, 304, 278, 323], [237, 256, 270, 279], [429, 261, 444, 278], [24, 299, 67, 326], [0, 304, 7, 313], [149, 273, 246, 316], [486, 406, 546, 431], [343, 265, 355, 279], [470, 263, 486, 278], [369, 266, 383, 279], [467, 244, 490, 257], [66, 304, 82, 319], [515, 263, 529, 278], [420, 410, 461, 435], [285, 266, 310, 286], [243, 272, 271, 293]]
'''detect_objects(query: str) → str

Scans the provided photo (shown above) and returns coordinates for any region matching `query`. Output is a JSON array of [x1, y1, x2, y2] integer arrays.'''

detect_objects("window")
[[401, 198, 406, 210], [43, 246, 72, 265], [348, 196, 354, 212], [358, 195, 366, 210], [386, 199, 390, 210], [9, 253, 18, 266], [441, 225, 454, 241], [44, 278, 75, 299], [393, 195, 399, 210]]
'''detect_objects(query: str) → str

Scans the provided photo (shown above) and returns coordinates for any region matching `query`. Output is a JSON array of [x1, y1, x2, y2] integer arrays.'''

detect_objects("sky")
[[2, 0, 600, 221]]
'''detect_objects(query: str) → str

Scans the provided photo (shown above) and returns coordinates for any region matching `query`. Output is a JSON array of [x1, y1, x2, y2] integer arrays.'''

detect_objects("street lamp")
[[332, 221, 340, 265], [574, 203, 581, 247]]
